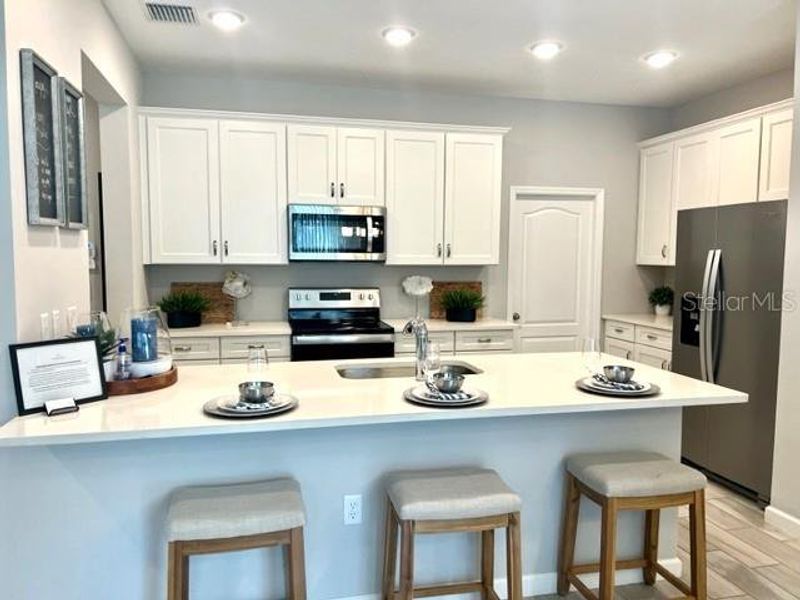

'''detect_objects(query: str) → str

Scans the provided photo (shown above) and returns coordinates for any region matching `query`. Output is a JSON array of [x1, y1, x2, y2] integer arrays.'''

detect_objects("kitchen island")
[[0, 353, 745, 600]]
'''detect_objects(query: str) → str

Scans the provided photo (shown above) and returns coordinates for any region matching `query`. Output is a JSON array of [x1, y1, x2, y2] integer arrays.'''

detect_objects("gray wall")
[[142, 71, 670, 320], [670, 67, 794, 130]]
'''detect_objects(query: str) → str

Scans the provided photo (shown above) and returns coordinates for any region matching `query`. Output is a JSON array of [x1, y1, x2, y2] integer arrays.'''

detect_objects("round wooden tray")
[[107, 367, 178, 396]]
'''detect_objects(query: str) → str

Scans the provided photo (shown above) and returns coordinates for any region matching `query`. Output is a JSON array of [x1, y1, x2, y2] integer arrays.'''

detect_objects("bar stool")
[[557, 451, 708, 600], [166, 478, 307, 600], [382, 467, 523, 600]]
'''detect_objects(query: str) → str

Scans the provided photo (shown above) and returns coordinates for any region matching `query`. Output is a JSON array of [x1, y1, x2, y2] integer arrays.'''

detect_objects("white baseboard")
[[766, 505, 800, 538], [333, 557, 683, 600]]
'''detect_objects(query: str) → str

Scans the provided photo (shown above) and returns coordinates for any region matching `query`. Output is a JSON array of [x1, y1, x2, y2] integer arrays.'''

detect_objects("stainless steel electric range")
[[288, 288, 395, 361]]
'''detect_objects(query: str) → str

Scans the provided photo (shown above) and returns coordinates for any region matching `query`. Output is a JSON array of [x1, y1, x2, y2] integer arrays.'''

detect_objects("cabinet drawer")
[[171, 337, 220, 361], [604, 338, 635, 361], [635, 326, 672, 351], [221, 357, 290, 365], [174, 358, 220, 367], [395, 331, 454, 354], [633, 345, 672, 371], [604, 320, 635, 342], [455, 330, 514, 353], [220, 336, 291, 360]]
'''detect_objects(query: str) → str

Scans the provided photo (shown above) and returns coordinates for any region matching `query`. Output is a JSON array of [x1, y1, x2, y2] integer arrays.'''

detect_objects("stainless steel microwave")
[[288, 204, 386, 262]]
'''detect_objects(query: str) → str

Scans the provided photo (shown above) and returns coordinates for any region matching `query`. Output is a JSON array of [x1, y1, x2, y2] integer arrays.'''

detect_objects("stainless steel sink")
[[336, 361, 482, 380]]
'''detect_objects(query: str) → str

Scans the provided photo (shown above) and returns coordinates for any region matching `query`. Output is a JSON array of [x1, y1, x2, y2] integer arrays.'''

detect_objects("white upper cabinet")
[[287, 125, 385, 206], [385, 130, 445, 265], [672, 132, 715, 212], [147, 117, 220, 264], [444, 133, 503, 265], [337, 128, 385, 206], [714, 117, 761, 206], [220, 120, 288, 264], [759, 108, 793, 201], [287, 125, 337, 204], [636, 142, 674, 265]]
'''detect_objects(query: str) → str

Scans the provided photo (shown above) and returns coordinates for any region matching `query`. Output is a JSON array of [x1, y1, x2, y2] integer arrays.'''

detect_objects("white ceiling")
[[102, 0, 796, 107]]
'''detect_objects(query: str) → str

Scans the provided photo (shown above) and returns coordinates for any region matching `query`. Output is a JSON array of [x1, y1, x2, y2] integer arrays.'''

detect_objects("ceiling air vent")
[[144, 2, 197, 25]]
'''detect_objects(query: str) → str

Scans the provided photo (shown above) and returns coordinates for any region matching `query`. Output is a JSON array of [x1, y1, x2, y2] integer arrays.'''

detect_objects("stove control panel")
[[289, 288, 381, 309]]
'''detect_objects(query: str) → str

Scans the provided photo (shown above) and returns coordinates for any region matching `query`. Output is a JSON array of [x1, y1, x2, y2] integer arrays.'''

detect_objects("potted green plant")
[[157, 291, 211, 329], [441, 288, 485, 322], [649, 286, 674, 316], [70, 311, 119, 381]]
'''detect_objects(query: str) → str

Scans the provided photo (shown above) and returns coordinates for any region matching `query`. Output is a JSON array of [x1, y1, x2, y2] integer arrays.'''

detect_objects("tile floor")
[[538, 482, 800, 599]]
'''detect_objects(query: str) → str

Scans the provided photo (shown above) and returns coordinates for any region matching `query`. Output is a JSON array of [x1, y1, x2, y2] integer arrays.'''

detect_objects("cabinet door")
[[287, 125, 337, 204], [672, 132, 715, 212], [636, 142, 674, 265], [337, 127, 385, 206], [604, 338, 634, 361], [444, 133, 503, 265], [715, 117, 761, 206], [759, 108, 793, 202], [147, 117, 220, 264], [385, 130, 445, 265], [220, 120, 288, 264], [633, 344, 672, 371]]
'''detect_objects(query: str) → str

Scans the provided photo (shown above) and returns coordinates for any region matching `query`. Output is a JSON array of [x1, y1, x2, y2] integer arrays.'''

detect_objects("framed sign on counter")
[[58, 77, 88, 229], [20, 49, 64, 226], [10, 338, 107, 416]]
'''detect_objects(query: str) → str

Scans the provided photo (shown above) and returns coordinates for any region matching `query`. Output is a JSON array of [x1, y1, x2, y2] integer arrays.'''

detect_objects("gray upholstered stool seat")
[[166, 478, 306, 542], [566, 451, 706, 498], [386, 466, 522, 521]]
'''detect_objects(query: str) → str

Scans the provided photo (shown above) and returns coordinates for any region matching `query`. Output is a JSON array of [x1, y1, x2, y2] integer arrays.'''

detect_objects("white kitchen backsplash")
[[145, 264, 492, 321]]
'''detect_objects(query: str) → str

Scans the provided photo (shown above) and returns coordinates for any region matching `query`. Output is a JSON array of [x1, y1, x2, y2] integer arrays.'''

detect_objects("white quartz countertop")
[[384, 318, 517, 332], [603, 313, 674, 331], [0, 352, 745, 448], [168, 321, 292, 338]]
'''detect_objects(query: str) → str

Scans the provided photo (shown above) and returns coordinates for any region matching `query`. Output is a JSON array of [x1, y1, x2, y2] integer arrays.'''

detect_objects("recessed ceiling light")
[[382, 26, 417, 48], [643, 50, 678, 69], [209, 10, 245, 32], [528, 41, 563, 60]]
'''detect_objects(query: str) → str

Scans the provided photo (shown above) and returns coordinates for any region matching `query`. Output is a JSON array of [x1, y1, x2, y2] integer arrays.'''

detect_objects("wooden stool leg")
[[285, 527, 307, 600], [506, 512, 523, 600], [599, 498, 618, 600], [689, 489, 708, 600], [481, 529, 495, 599], [382, 501, 399, 600], [643, 509, 660, 585], [398, 520, 415, 600], [557, 473, 581, 596], [167, 542, 189, 600]]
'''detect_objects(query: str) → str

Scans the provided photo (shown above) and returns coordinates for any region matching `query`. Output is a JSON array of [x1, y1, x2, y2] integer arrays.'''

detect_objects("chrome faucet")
[[403, 316, 429, 381]]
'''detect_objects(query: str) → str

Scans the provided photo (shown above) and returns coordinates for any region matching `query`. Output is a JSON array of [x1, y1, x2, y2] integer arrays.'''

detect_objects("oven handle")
[[292, 333, 395, 345]]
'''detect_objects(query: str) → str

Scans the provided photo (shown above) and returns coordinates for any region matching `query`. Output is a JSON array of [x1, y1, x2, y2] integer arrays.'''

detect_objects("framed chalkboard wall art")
[[20, 49, 65, 226], [58, 78, 88, 229]]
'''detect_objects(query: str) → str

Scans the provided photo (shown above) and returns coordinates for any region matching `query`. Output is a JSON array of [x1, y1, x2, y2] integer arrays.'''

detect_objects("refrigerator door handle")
[[706, 249, 722, 384], [699, 249, 715, 382]]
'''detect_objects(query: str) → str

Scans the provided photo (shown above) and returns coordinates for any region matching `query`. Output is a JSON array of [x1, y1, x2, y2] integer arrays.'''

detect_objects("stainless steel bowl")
[[238, 381, 275, 404], [430, 371, 465, 393], [603, 365, 635, 384]]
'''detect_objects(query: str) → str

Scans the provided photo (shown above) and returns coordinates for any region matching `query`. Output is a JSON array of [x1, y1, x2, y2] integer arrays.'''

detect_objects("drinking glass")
[[579, 337, 602, 376], [247, 344, 269, 381], [423, 341, 442, 379]]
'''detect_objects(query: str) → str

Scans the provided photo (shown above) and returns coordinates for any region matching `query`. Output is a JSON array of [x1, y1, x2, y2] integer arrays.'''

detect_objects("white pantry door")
[[507, 190, 601, 353]]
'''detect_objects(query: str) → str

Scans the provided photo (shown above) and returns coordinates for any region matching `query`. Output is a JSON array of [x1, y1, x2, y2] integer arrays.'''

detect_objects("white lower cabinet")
[[220, 336, 291, 361], [605, 338, 635, 361], [170, 337, 220, 362], [633, 345, 672, 371], [455, 330, 514, 353], [171, 335, 290, 365], [604, 320, 672, 370], [395, 331, 455, 356]]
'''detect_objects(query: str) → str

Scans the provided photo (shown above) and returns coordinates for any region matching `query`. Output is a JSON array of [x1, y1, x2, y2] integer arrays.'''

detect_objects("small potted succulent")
[[157, 290, 211, 329], [441, 288, 485, 323], [649, 286, 674, 316]]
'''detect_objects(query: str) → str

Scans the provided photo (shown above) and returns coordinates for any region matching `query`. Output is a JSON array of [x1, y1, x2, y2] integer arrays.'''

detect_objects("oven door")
[[289, 204, 385, 262], [291, 333, 395, 361]]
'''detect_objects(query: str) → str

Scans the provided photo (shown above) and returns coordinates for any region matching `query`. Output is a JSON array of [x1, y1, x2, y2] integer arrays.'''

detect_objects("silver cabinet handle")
[[212, 240, 218, 256], [661, 359, 668, 370], [646, 334, 658, 341], [437, 243, 442, 257], [512, 312, 520, 321], [330, 182, 335, 198], [173, 345, 192, 352], [477, 338, 492, 344], [446, 243, 452, 258], [340, 182, 345, 198], [224, 241, 229, 256], [661, 244, 668, 258], [614, 328, 624, 334], [625, 351, 631, 360]]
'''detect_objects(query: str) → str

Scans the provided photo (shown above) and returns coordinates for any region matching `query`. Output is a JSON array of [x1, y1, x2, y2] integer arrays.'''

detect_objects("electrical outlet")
[[40, 313, 52, 340], [343, 494, 362, 525], [51, 310, 62, 337]]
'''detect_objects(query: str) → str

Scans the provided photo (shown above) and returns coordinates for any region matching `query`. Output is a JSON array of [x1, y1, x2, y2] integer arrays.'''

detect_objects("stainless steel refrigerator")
[[673, 200, 787, 504]]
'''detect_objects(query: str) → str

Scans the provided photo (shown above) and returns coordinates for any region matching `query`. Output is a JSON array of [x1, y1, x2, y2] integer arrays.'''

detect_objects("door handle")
[[661, 244, 668, 258], [212, 240, 218, 256], [699, 249, 714, 382], [706, 249, 722, 385], [437, 243, 442, 257], [446, 243, 452, 258], [340, 182, 345, 198], [512, 312, 520, 321]]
